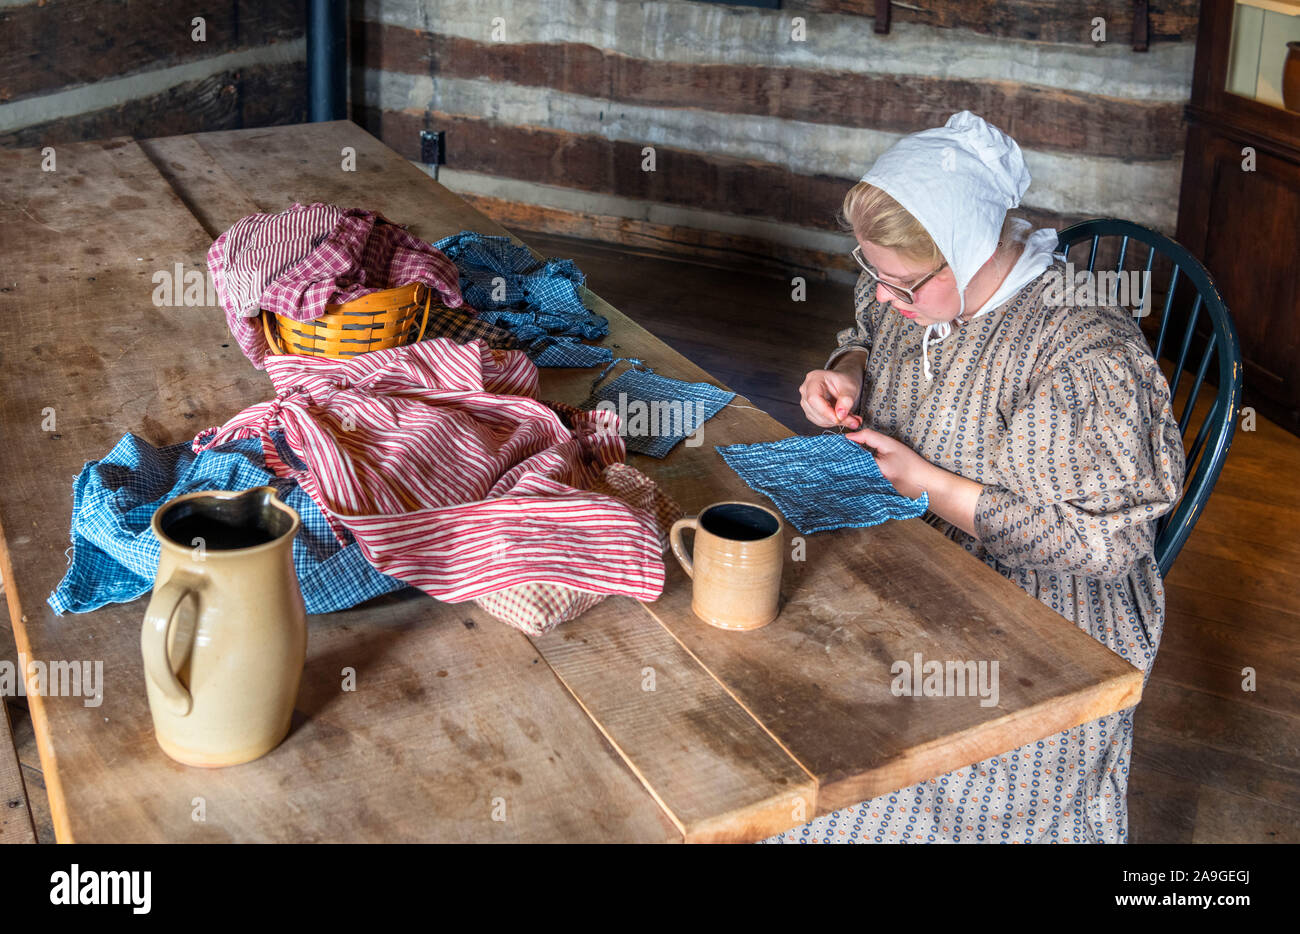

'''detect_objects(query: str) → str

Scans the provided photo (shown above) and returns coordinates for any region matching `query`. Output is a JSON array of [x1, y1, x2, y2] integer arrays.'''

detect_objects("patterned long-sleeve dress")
[[763, 259, 1186, 844]]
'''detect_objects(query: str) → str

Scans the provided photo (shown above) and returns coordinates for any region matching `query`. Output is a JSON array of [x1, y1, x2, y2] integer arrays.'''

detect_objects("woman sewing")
[[771, 112, 1186, 843]]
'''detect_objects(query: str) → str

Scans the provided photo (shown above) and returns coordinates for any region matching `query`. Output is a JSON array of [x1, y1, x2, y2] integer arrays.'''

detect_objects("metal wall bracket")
[[1132, 0, 1150, 52], [420, 130, 446, 179]]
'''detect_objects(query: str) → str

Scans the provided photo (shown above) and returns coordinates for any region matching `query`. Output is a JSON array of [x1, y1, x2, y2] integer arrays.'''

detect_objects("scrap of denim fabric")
[[715, 434, 929, 534], [48, 433, 406, 616], [582, 367, 734, 458], [432, 231, 610, 365]]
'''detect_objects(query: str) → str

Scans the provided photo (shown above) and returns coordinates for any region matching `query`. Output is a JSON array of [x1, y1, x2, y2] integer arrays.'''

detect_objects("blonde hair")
[[840, 182, 942, 266]]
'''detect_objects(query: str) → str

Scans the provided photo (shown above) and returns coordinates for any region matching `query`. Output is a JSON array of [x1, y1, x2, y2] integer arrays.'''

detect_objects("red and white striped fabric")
[[191, 339, 666, 604], [206, 202, 466, 369]]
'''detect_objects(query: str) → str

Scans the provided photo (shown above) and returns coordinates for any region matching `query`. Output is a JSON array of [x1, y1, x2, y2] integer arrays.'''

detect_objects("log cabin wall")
[[350, 0, 1200, 280], [0, 0, 307, 150]]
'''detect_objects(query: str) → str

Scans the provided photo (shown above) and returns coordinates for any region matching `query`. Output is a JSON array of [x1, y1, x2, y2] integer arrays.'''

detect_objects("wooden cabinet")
[[1177, 0, 1300, 433]]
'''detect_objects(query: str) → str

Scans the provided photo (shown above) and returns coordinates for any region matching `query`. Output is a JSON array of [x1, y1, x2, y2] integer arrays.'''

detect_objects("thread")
[[589, 356, 649, 392]]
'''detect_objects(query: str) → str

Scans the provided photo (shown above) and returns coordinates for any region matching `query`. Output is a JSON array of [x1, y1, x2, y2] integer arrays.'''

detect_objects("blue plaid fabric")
[[529, 336, 615, 368], [582, 367, 735, 458], [48, 433, 407, 616], [432, 231, 609, 364], [715, 434, 929, 534]]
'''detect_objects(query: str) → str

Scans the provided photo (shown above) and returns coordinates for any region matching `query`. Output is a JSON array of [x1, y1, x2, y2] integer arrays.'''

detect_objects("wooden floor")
[[3, 229, 1297, 843]]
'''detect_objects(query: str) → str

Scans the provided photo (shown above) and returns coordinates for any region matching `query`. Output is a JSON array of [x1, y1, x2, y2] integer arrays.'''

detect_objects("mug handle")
[[669, 516, 699, 579], [141, 575, 198, 717]]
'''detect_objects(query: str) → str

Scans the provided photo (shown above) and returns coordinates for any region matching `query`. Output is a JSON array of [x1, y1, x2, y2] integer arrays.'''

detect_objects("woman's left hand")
[[843, 426, 934, 499]]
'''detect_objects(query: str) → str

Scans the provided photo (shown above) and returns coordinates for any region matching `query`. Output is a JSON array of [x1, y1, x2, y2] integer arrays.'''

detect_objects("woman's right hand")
[[799, 363, 864, 429]]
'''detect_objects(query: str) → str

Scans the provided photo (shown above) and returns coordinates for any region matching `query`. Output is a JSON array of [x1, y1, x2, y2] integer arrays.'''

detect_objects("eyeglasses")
[[851, 245, 948, 305]]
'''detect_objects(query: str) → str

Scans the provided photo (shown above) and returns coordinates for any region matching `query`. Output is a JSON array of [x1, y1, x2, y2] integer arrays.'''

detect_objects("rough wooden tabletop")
[[0, 121, 1141, 842]]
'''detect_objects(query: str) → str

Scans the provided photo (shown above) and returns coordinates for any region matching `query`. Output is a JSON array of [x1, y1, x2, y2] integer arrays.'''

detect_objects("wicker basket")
[[261, 282, 432, 358]]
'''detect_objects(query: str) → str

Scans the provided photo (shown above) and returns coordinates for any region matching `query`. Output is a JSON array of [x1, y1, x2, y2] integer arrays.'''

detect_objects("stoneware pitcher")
[[142, 486, 307, 768]]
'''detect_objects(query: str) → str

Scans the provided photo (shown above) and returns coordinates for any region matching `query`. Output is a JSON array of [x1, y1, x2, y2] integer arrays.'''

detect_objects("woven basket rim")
[[260, 282, 432, 357]]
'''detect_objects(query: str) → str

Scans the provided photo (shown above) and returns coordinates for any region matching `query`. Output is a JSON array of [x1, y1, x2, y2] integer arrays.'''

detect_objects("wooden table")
[[0, 700, 35, 844], [0, 121, 1142, 843]]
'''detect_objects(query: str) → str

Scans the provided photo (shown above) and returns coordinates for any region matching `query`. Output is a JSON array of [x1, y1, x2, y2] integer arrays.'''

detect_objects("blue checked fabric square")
[[48, 433, 407, 616], [582, 368, 734, 458], [432, 231, 610, 363], [716, 434, 929, 534]]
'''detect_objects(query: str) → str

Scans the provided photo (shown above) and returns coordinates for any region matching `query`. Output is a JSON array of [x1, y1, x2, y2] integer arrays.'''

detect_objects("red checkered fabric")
[[589, 463, 684, 553], [473, 585, 608, 638]]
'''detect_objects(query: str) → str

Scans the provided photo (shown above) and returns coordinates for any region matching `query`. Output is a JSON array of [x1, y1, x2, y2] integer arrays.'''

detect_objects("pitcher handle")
[[142, 575, 197, 717], [669, 516, 699, 579]]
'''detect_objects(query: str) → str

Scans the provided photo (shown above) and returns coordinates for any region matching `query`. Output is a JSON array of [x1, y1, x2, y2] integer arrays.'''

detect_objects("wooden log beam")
[[0, 0, 305, 104], [449, 190, 1087, 284], [785, 0, 1197, 43], [353, 23, 1187, 162], [0, 63, 306, 149], [357, 104, 854, 232], [358, 104, 1109, 238]]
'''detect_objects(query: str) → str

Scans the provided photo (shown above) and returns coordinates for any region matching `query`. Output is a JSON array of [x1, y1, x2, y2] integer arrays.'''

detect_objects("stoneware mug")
[[142, 486, 307, 768], [669, 501, 784, 630]]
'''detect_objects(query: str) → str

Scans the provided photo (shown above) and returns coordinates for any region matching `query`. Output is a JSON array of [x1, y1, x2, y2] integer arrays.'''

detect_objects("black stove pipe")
[[307, 0, 347, 122]]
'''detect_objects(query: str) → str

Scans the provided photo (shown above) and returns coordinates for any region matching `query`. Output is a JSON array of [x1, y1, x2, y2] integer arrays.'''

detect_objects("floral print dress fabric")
[[763, 261, 1185, 843]]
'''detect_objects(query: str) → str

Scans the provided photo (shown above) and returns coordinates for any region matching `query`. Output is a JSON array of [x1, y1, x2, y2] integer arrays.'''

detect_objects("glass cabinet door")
[[1226, 0, 1300, 111]]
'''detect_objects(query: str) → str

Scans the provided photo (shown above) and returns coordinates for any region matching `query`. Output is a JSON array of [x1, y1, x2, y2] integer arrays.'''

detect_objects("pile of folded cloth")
[[50, 204, 734, 636], [193, 339, 676, 603], [51, 339, 683, 635]]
